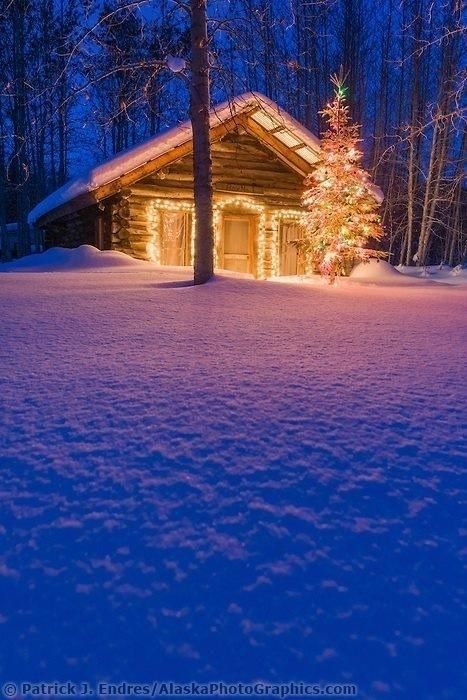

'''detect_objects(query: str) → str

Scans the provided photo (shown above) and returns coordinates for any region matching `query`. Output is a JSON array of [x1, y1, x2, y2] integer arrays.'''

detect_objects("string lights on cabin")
[[146, 195, 304, 278], [146, 205, 161, 264], [146, 198, 195, 264], [270, 209, 305, 276], [212, 197, 267, 276]]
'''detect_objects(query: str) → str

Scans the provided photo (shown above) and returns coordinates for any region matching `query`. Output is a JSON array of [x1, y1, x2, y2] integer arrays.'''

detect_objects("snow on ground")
[[396, 262, 467, 286], [0, 262, 466, 699], [0, 244, 158, 272], [349, 259, 431, 285], [273, 259, 467, 288]]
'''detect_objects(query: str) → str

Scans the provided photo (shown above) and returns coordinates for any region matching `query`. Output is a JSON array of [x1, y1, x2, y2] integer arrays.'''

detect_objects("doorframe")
[[220, 213, 257, 273], [160, 210, 192, 266], [279, 219, 305, 276]]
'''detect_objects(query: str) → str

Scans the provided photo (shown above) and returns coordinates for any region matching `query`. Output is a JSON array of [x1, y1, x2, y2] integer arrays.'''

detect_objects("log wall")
[[44, 204, 111, 250], [139, 130, 304, 207], [110, 191, 155, 260]]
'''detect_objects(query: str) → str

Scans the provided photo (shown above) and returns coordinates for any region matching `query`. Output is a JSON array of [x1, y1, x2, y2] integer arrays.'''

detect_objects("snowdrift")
[[1, 259, 466, 692], [0, 245, 152, 272], [448, 265, 467, 281], [351, 259, 402, 280], [350, 259, 440, 285], [397, 263, 467, 286]]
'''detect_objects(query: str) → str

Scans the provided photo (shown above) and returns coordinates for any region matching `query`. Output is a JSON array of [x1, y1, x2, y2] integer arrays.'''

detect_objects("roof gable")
[[28, 93, 322, 226]]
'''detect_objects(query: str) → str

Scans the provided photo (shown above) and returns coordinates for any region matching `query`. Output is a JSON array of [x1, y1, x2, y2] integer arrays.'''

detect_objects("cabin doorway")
[[221, 215, 254, 273], [161, 211, 191, 265], [280, 221, 305, 275]]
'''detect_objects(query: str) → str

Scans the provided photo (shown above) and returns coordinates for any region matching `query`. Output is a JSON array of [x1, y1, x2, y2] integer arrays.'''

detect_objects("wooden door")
[[222, 216, 252, 273], [280, 222, 304, 275]]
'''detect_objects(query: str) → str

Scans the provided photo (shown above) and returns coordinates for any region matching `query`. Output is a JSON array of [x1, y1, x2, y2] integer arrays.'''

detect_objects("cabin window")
[[161, 212, 191, 265], [280, 221, 305, 276]]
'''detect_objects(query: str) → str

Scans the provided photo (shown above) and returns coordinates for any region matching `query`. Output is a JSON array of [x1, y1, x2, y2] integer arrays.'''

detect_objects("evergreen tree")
[[301, 75, 385, 283]]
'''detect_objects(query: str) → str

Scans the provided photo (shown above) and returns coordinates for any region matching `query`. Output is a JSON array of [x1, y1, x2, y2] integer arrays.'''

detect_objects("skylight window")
[[276, 131, 303, 148], [251, 111, 281, 131], [295, 146, 319, 164]]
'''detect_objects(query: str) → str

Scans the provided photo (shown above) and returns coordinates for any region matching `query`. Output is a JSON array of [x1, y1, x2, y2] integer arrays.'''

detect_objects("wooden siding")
[[111, 193, 153, 260], [138, 131, 304, 206], [44, 204, 111, 250]]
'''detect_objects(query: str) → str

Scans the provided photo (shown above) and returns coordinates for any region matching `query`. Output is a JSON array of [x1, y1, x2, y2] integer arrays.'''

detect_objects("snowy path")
[[0, 269, 466, 698]]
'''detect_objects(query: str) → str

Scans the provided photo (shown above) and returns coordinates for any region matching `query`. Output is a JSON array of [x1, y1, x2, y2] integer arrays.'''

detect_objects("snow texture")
[[348, 259, 458, 286], [0, 264, 466, 699], [273, 260, 467, 288], [0, 245, 156, 272], [351, 259, 403, 280], [397, 263, 467, 286], [27, 93, 323, 225]]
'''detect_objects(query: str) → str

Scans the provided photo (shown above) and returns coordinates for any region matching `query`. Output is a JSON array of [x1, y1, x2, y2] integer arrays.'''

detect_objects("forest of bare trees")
[[0, 0, 465, 265]]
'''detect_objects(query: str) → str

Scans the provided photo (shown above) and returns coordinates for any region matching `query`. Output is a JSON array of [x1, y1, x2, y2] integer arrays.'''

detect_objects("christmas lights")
[[301, 75, 385, 282], [212, 197, 267, 277], [146, 199, 195, 265], [146, 205, 161, 264], [270, 209, 305, 276], [147, 195, 305, 279]]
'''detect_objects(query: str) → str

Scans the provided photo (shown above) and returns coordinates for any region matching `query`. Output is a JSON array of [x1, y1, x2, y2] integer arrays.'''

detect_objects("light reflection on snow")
[[0, 269, 465, 699]]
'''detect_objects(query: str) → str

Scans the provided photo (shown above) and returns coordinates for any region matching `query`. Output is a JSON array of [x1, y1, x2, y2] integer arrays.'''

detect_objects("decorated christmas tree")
[[301, 75, 385, 282]]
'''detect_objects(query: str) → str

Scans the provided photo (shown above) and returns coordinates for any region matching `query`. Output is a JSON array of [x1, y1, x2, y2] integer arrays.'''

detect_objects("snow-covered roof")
[[29, 93, 324, 225], [29, 92, 382, 225]]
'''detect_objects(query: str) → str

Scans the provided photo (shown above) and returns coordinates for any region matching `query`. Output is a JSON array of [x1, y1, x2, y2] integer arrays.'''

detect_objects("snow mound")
[[350, 259, 403, 280], [350, 259, 438, 285], [449, 264, 467, 278], [0, 245, 151, 272]]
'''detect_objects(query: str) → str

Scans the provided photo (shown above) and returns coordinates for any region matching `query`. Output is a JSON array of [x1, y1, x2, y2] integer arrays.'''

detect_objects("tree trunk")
[[12, 0, 30, 257], [416, 0, 460, 266], [190, 0, 214, 285], [404, 129, 416, 265]]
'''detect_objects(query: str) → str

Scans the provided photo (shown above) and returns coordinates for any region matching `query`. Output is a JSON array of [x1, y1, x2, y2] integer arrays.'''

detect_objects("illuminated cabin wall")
[[110, 130, 306, 278], [139, 132, 304, 204]]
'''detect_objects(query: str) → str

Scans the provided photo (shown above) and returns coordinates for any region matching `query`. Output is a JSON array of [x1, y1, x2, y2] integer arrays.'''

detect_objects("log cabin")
[[28, 93, 381, 278]]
